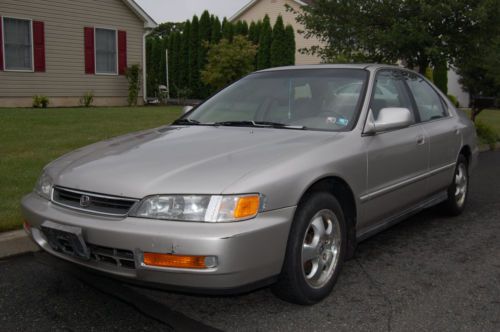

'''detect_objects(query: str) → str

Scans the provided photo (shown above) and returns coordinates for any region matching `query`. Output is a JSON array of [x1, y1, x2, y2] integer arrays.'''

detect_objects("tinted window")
[[406, 74, 447, 122], [370, 70, 414, 121], [187, 69, 369, 131]]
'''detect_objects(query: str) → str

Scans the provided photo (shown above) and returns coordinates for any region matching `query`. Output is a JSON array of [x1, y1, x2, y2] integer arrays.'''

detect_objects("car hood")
[[46, 125, 340, 198]]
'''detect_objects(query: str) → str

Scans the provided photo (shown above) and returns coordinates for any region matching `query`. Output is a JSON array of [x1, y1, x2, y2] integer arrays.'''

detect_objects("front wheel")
[[272, 192, 346, 305], [441, 155, 469, 216]]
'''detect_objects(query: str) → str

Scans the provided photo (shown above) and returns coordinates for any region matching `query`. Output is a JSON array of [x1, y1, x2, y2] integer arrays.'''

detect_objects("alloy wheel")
[[301, 209, 341, 289]]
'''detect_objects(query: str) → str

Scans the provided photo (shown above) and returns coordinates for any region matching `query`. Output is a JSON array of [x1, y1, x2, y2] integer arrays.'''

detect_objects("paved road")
[[1, 151, 499, 331]]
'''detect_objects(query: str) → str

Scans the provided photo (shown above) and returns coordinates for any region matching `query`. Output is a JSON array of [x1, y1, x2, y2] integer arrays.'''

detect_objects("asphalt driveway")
[[1, 151, 499, 331]]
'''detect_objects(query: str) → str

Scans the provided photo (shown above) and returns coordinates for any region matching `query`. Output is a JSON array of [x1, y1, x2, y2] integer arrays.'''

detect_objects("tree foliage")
[[295, 0, 493, 73], [270, 16, 288, 67], [257, 15, 272, 70], [188, 16, 201, 97], [201, 36, 257, 91], [453, 0, 500, 120], [433, 62, 448, 94], [146, 13, 296, 99]]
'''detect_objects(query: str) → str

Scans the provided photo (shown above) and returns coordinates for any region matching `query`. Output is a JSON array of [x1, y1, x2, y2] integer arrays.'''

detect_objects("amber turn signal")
[[234, 195, 260, 219], [143, 253, 212, 269]]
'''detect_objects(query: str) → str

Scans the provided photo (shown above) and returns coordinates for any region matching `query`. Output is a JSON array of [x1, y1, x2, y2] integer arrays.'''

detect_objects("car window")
[[406, 74, 448, 122], [188, 69, 369, 131], [370, 70, 414, 122]]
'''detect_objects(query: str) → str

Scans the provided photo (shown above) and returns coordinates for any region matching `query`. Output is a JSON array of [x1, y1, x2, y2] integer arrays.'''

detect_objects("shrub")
[[433, 62, 448, 94], [424, 67, 434, 82], [447, 94, 460, 108], [125, 64, 141, 106], [475, 120, 499, 150], [80, 91, 94, 107], [32, 95, 49, 108], [201, 36, 257, 91]]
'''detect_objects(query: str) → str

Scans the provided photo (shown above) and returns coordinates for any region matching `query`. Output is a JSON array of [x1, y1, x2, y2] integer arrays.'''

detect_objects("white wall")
[[448, 68, 470, 108]]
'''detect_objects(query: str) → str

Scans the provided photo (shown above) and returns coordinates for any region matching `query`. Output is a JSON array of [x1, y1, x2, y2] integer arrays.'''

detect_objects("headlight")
[[131, 194, 262, 222], [34, 171, 53, 200]]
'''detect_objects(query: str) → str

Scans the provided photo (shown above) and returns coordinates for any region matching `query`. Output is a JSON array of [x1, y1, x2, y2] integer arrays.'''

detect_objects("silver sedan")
[[22, 64, 478, 304]]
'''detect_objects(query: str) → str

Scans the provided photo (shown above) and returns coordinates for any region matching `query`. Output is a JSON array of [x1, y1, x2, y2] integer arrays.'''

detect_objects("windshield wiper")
[[210, 121, 305, 130], [172, 118, 200, 125]]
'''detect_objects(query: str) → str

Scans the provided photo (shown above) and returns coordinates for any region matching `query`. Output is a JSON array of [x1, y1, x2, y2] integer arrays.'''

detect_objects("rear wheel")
[[272, 192, 346, 305], [442, 155, 469, 216]]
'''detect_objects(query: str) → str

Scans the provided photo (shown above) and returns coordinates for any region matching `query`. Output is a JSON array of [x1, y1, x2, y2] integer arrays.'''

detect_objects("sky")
[[136, 0, 250, 23]]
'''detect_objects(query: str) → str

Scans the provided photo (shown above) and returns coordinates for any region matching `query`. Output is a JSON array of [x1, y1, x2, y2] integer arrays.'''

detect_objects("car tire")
[[441, 155, 469, 216], [272, 192, 347, 305]]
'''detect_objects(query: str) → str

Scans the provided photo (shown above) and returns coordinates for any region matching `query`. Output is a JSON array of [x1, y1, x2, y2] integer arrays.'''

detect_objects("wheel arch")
[[459, 145, 471, 166], [297, 176, 358, 259]]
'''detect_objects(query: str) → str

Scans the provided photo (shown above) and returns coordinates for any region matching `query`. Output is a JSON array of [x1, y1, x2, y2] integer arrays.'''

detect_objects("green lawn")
[[0, 106, 181, 232], [477, 109, 500, 135], [462, 109, 500, 134]]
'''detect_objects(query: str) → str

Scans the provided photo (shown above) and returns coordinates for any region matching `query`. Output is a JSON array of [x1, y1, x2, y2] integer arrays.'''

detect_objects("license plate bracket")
[[41, 221, 90, 260]]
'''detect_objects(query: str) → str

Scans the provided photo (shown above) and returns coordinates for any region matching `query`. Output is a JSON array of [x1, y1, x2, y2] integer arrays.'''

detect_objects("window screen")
[[95, 28, 117, 74], [3, 18, 32, 71]]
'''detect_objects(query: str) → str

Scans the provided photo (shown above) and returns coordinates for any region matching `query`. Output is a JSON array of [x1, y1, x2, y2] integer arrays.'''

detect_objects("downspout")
[[142, 29, 152, 104]]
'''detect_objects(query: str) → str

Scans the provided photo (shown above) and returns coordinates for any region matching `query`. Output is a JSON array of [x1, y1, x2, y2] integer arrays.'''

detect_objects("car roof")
[[256, 64, 405, 73]]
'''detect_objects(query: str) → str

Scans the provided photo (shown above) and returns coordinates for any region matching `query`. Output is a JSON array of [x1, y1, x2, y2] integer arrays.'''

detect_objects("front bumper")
[[21, 193, 295, 292]]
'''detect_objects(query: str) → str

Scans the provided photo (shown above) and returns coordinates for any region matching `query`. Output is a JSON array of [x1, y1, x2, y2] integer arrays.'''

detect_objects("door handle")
[[417, 135, 425, 145]]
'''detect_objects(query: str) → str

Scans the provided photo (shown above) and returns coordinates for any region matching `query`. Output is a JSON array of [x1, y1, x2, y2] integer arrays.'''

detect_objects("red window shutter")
[[0, 17, 3, 71], [33, 21, 46, 72], [84, 27, 95, 74], [118, 30, 127, 75]]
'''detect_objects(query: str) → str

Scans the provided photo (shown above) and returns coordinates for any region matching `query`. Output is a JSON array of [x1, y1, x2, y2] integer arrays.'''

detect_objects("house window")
[[2, 17, 33, 71], [95, 28, 117, 74]]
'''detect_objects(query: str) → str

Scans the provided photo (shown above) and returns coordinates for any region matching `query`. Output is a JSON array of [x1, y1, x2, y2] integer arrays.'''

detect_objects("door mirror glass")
[[182, 106, 194, 114], [366, 107, 413, 134]]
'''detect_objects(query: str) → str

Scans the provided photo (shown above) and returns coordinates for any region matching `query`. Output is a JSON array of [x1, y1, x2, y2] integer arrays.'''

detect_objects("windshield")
[[184, 69, 369, 131]]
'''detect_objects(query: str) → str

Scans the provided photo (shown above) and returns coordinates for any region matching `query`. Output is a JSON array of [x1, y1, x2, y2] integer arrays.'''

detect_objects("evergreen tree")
[[222, 18, 234, 42], [248, 21, 259, 44], [235, 21, 249, 36], [179, 21, 191, 91], [257, 15, 272, 70], [211, 17, 222, 44], [146, 37, 155, 97], [149, 37, 163, 96], [285, 25, 296, 65], [433, 62, 448, 94], [199, 11, 213, 98], [199, 11, 212, 43], [160, 37, 168, 85], [189, 15, 201, 98], [167, 32, 180, 97], [271, 15, 287, 67]]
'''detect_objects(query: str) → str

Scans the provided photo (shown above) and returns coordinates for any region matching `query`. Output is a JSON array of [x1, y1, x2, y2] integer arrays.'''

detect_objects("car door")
[[359, 70, 430, 232], [405, 73, 461, 193]]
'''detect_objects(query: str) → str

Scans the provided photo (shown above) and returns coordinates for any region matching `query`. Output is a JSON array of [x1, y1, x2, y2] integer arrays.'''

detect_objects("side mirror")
[[365, 107, 413, 134], [182, 105, 194, 114]]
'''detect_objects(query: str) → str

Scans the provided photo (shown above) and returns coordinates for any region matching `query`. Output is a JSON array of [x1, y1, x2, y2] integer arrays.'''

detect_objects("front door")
[[359, 70, 429, 232]]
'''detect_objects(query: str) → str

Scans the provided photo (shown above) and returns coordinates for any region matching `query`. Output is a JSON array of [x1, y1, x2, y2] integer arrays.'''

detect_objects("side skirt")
[[356, 191, 448, 242]]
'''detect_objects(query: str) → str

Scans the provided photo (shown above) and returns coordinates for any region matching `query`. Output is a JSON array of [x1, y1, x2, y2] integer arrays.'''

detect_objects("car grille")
[[52, 187, 138, 216], [88, 244, 136, 269]]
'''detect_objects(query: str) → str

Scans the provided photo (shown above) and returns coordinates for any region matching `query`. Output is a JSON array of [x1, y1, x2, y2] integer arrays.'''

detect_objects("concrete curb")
[[0, 230, 39, 259]]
